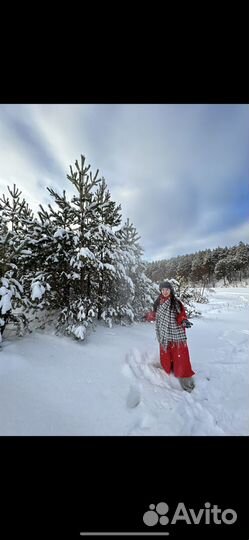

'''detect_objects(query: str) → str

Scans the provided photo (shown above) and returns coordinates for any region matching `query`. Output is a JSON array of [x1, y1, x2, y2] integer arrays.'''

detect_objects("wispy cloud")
[[0, 104, 248, 260]]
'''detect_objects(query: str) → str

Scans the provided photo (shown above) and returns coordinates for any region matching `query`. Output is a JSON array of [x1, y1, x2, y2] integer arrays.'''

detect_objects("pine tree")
[[90, 178, 122, 321], [190, 252, 205, 284], [36, 155, 103, 339], [236, 242, 249, 282], [118, 219, 158, 321], [37, 190, 75, 313], [0, 185, 33, 339], [176, 254, 193, 282], [214, 258, 228, 285]]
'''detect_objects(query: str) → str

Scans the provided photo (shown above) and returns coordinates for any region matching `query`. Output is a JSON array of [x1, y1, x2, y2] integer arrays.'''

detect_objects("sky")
[[0, 104, 248, 261]]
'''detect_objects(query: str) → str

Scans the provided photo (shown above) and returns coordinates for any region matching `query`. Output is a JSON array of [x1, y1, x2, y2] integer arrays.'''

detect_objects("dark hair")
[[170, 293, 182, 313]]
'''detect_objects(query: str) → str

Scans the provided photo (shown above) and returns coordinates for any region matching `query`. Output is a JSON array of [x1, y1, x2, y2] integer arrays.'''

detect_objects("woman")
[[153, 280, 195, 392]]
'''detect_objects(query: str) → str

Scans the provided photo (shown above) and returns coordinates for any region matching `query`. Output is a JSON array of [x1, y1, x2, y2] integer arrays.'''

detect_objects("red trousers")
[[160, 342, 195, 378]]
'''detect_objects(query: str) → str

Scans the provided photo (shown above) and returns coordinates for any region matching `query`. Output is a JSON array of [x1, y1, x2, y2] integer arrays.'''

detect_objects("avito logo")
[[143, 501, 237, 527]]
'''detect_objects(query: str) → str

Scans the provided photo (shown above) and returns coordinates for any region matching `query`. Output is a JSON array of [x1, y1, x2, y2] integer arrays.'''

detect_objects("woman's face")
[[161, 287, 171, 298]]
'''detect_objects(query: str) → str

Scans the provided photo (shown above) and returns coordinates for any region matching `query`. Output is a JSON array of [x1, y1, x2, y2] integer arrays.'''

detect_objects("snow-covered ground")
[[0, 288, 248, 436]]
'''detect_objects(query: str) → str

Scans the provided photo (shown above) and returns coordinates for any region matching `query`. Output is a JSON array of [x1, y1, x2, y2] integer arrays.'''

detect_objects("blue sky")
[[0, 104, 248, 261]]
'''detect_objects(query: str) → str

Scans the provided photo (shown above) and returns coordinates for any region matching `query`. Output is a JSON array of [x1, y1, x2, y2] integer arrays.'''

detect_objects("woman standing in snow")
[[153, 280, 195, 392]]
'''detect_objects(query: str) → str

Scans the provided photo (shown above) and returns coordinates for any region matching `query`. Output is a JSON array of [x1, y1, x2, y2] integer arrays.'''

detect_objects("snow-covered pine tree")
[[15, 204, 52, 320], [190, 251, 205, 285], [117, 218, 158, 321], [222, 254, 241, 283], [101, 220, 135, 326], [35, 155, 105, 339], [0, 185, 32, 339], [37, 189, 75, 316], [59, 155, 106, 339], [89, 178, 123, 323], [235, 242, 249, 282], [0, 184, 34, 234], [214, 258, 228, 285], [176, 254, 193, 282]]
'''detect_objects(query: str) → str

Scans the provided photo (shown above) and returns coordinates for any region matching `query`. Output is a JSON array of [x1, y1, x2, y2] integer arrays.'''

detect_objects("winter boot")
[[179, 377, 195, 393]]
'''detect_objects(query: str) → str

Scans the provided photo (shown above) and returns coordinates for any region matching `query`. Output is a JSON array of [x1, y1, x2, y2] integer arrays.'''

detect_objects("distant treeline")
[[144, 242, 249, 288]]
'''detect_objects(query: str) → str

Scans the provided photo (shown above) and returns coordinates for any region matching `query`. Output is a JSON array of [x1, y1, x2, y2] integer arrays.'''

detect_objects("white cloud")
[[0, 104, 248, 259]]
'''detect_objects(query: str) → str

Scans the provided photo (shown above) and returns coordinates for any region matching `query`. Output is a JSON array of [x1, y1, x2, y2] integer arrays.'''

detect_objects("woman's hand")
[[182, 319, 193, 328]]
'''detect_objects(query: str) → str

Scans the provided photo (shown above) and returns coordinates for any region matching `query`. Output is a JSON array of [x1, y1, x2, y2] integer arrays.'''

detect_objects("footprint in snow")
[[126, 384, 141, 409]]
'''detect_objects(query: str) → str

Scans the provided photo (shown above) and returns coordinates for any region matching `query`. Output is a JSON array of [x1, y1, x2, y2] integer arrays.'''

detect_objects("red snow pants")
[[160, 342, 195, 378]]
